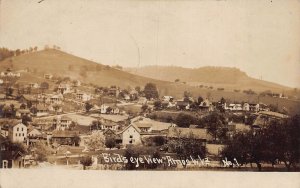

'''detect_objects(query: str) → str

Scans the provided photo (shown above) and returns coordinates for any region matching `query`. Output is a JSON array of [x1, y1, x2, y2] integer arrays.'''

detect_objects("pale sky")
[[0, 0, 300, 88]]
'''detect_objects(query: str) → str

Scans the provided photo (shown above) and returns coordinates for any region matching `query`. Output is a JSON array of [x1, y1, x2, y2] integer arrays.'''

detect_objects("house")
[[101, 122, 119, 131], [36, 104, 49, 117], [226, 103, 243, 111], [243, 103, 250, 111], [176, 100, 190, 110], [8, 123, 27, 143], [44, 74, 53, 79], [137, 97, 148, 105], [103, 129, 122, 144], [47, 94, 63, 104], [199, 99, 214, 112], [259, 103, 270, 112], [18, 94, 39, 104], [15, 109, 31, 119], [53, 116, 73, 131], [0, 136, 25, 169], [76, 92, 91, 102], [27, 127, 42, 138], [107, 87, 120, 97], [119, 124, 142, 145], [57, 83, 72, 94], [51, 130, 80, 146], [135, 122, 152, 132], [123, 94, 131, 101], [28, 83, 39, 89], [249, 103, 260, 112], [100, 104, 120, 114], [162, 96, 174, 102], [73, 80, 81, 87]]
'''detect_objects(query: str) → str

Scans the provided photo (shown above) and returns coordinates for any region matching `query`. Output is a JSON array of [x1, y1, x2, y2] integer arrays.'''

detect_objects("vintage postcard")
[[0, 0, 299, 187]]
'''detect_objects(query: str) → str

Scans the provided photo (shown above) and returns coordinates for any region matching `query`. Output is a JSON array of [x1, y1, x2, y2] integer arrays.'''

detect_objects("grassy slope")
[[0, 50, 299, 115], [125, 66, 291, 93]]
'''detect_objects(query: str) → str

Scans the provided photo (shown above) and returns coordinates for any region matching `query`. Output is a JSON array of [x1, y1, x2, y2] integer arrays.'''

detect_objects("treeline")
[[0, 46, 39, 61], [221, 115, 300, 171]]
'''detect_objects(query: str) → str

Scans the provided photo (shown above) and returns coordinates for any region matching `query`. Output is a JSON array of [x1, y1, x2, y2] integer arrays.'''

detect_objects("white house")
[[243, 103, 250, 111], [47, 94, 63, 104], [249, 103, 260, 112], [199, 99, 214, 112], [100, 104, 120, 114], [162, 96, 174, 102], [226, 103, 243, 111], [120, 124, 142, 145], [8, 123, 27, 143], [76, 92, 91, 102], [58, 83, 72, 94], [53, 116, 72, 131]]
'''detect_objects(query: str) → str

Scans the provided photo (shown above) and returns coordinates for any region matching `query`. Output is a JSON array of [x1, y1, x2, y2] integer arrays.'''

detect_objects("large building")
[[8, 123, 27, 143]]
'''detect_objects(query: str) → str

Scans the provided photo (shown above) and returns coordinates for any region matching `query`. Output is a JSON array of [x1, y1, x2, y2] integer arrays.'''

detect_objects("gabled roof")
[[118, 124, 141, 134]]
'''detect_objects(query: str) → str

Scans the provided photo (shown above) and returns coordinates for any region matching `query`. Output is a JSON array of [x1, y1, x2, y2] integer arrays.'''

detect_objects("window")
[[16, 133, 17, 137], [23, 133, 24, 136], [2, 160, 8, 168], [1, 145, 5, 151], [129, 140, 132, 144], [17, 128, 19, 131], [19, 133, 21, 136], [129, 135, 133, 138], [22, 128, 23, 131]]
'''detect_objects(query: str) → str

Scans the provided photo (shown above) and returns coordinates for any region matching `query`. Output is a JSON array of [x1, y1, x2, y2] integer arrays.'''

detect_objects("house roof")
[[176, 100, 190, 106], [61, 116, 72, 121], [36, 104, 48, 111], [134, 122, 152, 128], [259, 111, 288, 119], [52, 130, 79, 138], [118, 124, 141, 134], [167, 127, 212, 140]]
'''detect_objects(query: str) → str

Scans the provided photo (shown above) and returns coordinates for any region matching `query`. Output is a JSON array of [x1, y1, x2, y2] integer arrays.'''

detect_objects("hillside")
[[0, 49, 170, 88], [0, 49, 299, 115], [125, 66, 291, 93]]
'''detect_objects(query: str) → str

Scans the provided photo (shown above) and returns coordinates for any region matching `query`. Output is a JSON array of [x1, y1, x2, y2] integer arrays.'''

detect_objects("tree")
[[80, 156, 93, 170], [152, 136, 166, 146], [144, 83, 159, 100], [40, 82, 49, 91], [124, 147, 140, 170], [141, 104, 148, 112], [22, 115, 32, 125], [85, 102, 93, 112], [204, 112, 227, 142], [168, 132, 206, 168], [197, 96, 204, 104], [264, 116, 300, 170], [175, 113, 195, 128], [34, 141, 51, 162], [85, 131, 105, 151], [154, 100, 162, 109], [105, 137, 116, 149], [135, 86, 141, 93]]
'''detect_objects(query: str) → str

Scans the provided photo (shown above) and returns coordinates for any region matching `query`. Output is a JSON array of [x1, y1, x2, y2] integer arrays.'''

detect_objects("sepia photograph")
[[0, 0, 300, 187]]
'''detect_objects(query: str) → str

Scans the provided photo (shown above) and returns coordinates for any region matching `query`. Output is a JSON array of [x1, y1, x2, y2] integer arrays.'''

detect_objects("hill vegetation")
[[0, 48, 299, 115]]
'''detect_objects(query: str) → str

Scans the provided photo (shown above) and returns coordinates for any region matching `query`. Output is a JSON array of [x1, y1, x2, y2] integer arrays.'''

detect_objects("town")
[[0, 66, 299, 171]]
